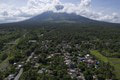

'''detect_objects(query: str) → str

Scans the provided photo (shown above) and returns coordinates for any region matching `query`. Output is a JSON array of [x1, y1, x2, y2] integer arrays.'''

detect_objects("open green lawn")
[[90, 50, 120, 80], [109, 58, 120, 80], [0, 58, 9, 71], [0, 37, 21, 72], [90, 50, 109, 63]]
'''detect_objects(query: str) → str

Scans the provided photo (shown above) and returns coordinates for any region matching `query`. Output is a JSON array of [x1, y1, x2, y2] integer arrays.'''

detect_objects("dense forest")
[[0, 23, 120, 80]]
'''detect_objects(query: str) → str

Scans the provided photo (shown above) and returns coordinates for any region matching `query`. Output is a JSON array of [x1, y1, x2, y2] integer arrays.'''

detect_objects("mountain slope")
[[26, 11, 95, 23], [0, 11, 119, 28]]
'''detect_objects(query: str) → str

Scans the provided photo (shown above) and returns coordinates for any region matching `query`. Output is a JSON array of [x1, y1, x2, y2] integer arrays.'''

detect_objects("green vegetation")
[[0, 23, 120, 80], [91, 50, 120, 79], [109, 58, 120, 79], [90, 50, 108, 63]]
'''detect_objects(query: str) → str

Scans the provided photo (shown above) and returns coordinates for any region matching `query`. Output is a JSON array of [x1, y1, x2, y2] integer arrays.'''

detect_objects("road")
[[13, 52, 34, 80], [26, 52, 35, 63], [14, 68, 23, 80]]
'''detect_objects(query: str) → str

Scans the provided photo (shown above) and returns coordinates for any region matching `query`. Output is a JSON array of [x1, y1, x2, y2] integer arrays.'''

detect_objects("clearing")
[[90, 50, 120, 80]]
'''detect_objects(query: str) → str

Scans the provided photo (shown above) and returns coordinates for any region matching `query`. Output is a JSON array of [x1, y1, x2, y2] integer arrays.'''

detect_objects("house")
[[21, 61, 25, 64], [38, 68, 47, 74], [7, 74, 15, 80], [69, 63, 76, 69], [34, 63, 39, 68], [16, 64, 23, 70], [64, 60, 71, 65], [77, 76, 83, 80], [68, 69, 77, 78], [13, 63, 17, 65], [96, 61, 100, 65], [87, 59, 95, 64], [93, 75, 98, 80], [38, 70, 43, 74], [85, 54, 90, 59], [47, 54, 54, 59], [78, 57, 85, 62], [29, 40, 37, 43], [38, 34, 43, 37], [70, 69, 76, 72]]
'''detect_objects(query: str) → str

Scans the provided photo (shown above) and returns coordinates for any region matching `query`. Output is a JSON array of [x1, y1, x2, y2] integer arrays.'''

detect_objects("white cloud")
[[0, 0, 120, 23]]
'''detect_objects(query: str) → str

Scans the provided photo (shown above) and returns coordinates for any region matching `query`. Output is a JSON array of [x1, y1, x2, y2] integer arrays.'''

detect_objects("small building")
[[13, 63, 17, 65], [7, 74, 15, 80], [29, 40, 37, 43], [47, 54, 54, 59], [38, 70, 43, 74], [93, 75, 98, 80], [64, 60, 71, 65], [34, 63, 39, 68], [38, 68, 47, 74], [78, 57, 85, 62], [16, 64, 23, 70], [85, 54, 90, 59]]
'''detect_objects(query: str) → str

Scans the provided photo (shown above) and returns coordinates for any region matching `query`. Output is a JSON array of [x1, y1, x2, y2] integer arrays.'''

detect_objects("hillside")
[[0, 11, 119, 28], [0, 11, 120, 80]]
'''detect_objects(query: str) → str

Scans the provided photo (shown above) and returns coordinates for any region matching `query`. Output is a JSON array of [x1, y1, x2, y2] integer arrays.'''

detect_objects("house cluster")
[[64, 52, 99, 80], [61, 43, 99, 80], [5, 52, 36, 80], [30, 55, 40, 68], [78, 54, 99, 68], [5, 40, 100, 80], [5, 61, 24, 80], [64, 52, 85, 80]]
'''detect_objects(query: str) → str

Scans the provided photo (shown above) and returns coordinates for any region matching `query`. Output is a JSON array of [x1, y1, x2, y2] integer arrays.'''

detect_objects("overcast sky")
[[0, 0, 120, 23]]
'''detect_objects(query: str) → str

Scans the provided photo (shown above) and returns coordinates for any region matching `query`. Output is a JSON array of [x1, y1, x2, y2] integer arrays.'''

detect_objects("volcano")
[[0, 11, 119, 27]]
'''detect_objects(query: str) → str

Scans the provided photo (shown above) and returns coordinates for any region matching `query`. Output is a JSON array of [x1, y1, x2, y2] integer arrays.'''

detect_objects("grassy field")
[[90, 50, 120, 80], [0, 58, 9, 71], [90, 50, 109, 63], [0, 37, 21, 71], [109, 58, 120, 80]]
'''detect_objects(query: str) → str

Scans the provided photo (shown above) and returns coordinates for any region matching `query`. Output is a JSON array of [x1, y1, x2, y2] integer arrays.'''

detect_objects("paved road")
[[14, 68, 23, 80], [14, 52, 34, 80], [26, 52, 34, 63]]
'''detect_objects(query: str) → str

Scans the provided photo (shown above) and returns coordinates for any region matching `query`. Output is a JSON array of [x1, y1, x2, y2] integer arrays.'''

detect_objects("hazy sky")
[[0, 0, 120, 23]]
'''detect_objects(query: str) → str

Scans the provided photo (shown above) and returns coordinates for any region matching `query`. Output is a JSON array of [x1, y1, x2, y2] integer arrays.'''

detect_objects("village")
[[5, 39, 100, 80]]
